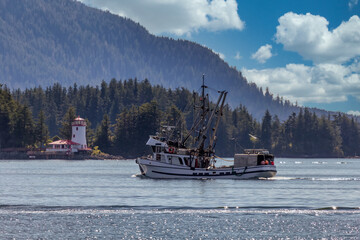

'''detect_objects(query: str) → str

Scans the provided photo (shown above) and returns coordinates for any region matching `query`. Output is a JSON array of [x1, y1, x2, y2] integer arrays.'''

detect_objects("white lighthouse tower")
[[71, 116, 87, 150]]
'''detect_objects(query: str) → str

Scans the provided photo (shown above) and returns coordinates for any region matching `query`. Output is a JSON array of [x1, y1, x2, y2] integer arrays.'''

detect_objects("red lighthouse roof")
[[72, 116, 86, 126], [48, 140, 81, 145], [74, 116, 85, 121]]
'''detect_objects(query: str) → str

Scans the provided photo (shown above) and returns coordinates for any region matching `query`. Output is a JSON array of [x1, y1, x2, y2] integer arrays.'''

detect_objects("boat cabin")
[[146, 136, 195, 167], [234, 149, 274, 167]]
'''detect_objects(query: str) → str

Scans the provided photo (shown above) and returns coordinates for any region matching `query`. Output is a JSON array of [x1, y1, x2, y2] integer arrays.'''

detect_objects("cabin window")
[[156, 146, 161, 153], [151, 146, 156, 152], [171, 157, 183, 165], [76, 127, 78, 131], [184, 158, 189, 166], [156, 154, 161, 161], [73, 134, 75, 138]]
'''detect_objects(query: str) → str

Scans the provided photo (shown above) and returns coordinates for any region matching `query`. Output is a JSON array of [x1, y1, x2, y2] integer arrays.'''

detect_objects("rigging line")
[[206, 86, 221, 93], [206, 88, 225, 104]]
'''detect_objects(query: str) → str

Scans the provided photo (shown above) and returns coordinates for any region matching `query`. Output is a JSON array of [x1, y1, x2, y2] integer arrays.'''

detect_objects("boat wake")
[[263, 176, 360, 181]]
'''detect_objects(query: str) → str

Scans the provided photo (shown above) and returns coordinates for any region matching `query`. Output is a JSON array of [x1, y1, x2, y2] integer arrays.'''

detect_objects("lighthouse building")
[[71, 117, 87, 149], [47, 116, 90, 153]]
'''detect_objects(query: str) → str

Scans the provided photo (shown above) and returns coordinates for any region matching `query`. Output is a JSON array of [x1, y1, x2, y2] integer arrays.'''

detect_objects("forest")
[[1, 79, 359, 158]]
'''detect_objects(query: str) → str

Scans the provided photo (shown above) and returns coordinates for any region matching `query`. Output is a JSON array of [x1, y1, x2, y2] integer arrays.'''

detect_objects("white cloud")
[[349, 0, 359, 9], [251, 44, 272, 63], [242, 62, 360, 104], [234, 51, 242, 60], [213, 50, 225, 60], [348, 110, 360, 116], [275, 12, 360, 64], [79, 0, 245, 36]]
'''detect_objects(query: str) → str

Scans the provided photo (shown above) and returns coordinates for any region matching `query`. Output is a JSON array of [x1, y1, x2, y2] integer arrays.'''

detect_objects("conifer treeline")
[[2, 79, 360, 158]]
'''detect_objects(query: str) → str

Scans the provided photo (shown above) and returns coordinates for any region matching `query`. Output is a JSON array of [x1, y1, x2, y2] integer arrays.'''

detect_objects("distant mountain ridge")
[[0, 0, 339, 120]]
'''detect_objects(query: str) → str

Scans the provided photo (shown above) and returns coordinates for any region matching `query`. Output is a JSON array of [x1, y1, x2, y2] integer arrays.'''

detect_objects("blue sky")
[[79, 0, 360, 115]]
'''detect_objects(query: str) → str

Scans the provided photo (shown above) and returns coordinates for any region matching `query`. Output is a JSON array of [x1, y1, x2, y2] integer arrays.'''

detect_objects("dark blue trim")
[[151, 170, 277, 177]]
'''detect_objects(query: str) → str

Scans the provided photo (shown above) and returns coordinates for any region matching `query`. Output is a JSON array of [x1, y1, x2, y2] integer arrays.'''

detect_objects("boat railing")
[[244, 149, 269, 154]]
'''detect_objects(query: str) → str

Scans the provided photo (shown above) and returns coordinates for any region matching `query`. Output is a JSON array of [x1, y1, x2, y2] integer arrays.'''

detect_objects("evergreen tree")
[[60, 106, 76, 140], [283, 113, 297, 155], [11, 105, 34, 147], [34, 110, 49, 148], [350, 118, 360, 156], [0, 86, 13, 148], [318, 116, 343, 157], [271, 115, 282, 154], [94, 114, 112, 153], [261, 110, 272, 150]]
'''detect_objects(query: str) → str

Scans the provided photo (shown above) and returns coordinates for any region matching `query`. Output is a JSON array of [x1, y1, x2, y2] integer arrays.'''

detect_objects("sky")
[[79, 0, 360, 115]]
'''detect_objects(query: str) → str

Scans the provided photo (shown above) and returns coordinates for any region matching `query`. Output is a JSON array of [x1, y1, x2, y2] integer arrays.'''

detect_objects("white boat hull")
[[136, 158, 277, 179]]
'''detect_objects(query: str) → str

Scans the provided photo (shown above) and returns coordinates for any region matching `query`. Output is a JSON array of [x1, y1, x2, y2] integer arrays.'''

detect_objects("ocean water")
[[0, 158, 359, 239]]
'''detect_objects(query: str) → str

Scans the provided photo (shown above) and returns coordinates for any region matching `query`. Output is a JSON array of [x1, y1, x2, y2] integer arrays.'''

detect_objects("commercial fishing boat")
[[135, 76, 277, 179]]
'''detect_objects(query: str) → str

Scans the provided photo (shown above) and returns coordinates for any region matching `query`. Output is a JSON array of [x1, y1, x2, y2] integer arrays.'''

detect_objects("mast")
[[198, 74, 207, 155], [181, 75, 227, 166], [208, 91, 227, 153], [181, 74, 208, 146]]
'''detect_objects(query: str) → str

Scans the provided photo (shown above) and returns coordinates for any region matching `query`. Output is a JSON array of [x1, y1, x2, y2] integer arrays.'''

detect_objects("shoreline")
[[0, 152, 125, 160]]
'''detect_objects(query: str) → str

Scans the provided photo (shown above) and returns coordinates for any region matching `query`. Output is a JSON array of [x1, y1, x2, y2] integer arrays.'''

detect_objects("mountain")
[[0, 0, 335, 120]]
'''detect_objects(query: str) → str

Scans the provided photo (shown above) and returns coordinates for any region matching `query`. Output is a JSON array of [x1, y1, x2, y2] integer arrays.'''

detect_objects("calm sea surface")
[[1, 158, 360, 239]]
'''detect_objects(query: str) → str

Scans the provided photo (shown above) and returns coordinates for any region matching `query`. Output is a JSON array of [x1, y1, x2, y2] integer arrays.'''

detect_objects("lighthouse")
[[46, 116, 90, 155], [71, 116, 87, 150]]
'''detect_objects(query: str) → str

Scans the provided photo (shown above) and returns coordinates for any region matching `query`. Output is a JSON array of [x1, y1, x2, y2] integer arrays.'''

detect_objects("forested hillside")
[[0, 0, 306, 120], [6, 80, 360, 158]]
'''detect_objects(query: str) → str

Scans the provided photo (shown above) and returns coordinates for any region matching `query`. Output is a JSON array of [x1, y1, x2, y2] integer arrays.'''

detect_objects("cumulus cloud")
[[79, 0, 245, 35], [251, 44, 273, 63], [349, 0, 359, 9], [275, 12, 360, 64], [213, 50, 225, 60], [234, 51, 242, 60], [348, 110, 360, 116], [242, 62, 360, 104]]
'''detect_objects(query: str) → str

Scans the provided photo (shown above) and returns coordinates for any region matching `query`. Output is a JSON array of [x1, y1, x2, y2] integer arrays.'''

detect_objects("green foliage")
[[59, 106, 76, 140], [94, 114, 112, 153], [113, 101, 161, 157], [261, 110, 272, 150], [34, 110, 49, 148], [4, 80, 360, 158], [51, 135, 61, 142], [0, 86, 13, 148]]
